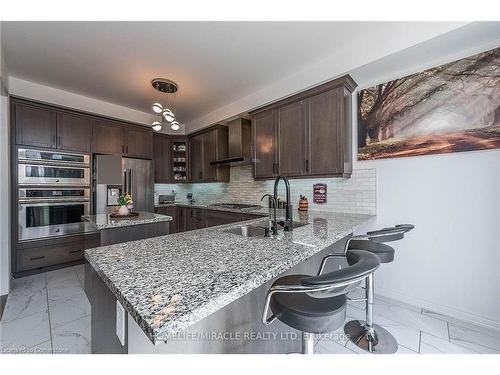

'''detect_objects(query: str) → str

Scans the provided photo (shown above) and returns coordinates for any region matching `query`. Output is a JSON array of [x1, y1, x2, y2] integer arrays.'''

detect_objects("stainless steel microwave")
[[18, 164, 90, 186], [18, 148, 90, 166], [18, 148, 90, 186]]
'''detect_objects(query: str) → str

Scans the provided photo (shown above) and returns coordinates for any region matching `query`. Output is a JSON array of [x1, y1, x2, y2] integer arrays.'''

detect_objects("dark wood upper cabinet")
[[93, 121, 153, 158], [277, 101, 306, 177], [125, 127, 153, 159], [202, 130, 218, 181], [250, 75, 356, 179], [307, 87, 344, 176], [92, 120, 125, 155], [56, 112, 92, 153], [188, 125, 229, 183], [153, 134, 172, 183], [189, 134, 204, 182], [253, 109, 277, 179], [15, 104, 57, 149]]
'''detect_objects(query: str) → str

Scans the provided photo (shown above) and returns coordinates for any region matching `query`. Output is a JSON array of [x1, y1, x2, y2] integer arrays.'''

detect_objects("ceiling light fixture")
[[152, 121, 162, 131], [163, 108, 175, 122], [170, 121, 180, 131], [150, 78, 180, 131], [152, 103, 163, 114]]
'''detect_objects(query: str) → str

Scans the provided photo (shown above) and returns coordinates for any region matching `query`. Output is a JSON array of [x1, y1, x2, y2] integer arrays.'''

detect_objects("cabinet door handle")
[[305, 159, 309, 172], [30, 256, 45, 261], [52, 135, 56, 147], [58, 135, 61, 148], [69, 250, 82, 254]]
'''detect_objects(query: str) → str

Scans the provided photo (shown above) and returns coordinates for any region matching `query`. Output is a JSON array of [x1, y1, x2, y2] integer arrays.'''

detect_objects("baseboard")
[[0, 294, 7, 320], [376, 285, 500, 332]]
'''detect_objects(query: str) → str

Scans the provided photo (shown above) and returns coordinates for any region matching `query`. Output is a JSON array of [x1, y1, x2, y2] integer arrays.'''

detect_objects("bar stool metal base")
[[344, 320, 398, 354]]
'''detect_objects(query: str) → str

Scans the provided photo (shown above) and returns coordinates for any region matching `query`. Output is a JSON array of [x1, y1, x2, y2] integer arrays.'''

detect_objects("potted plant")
[[116, 194, 133, 216]]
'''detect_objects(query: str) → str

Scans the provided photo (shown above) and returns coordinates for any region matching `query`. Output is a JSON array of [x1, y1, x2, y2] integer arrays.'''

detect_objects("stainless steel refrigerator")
[[94, 155, 154, 214]]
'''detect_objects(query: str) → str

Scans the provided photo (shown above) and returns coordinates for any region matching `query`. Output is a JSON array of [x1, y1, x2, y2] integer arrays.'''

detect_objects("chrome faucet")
[[273, 175, 293, 231], [260, 194, 278, 235]]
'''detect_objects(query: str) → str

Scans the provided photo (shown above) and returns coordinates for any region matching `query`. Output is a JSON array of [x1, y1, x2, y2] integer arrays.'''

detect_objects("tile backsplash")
[[155, 165, 376, 215]]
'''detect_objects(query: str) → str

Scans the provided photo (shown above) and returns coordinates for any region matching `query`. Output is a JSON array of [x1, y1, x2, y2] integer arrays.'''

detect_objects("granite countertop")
[[82, 211, 172, 230], [155, 201, 270, 215], [85, 208, 374, 344]]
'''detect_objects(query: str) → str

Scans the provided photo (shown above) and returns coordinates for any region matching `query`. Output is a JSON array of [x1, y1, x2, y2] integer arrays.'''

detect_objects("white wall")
[[0, 23, 11, 296], [351, 23, 500, 329]]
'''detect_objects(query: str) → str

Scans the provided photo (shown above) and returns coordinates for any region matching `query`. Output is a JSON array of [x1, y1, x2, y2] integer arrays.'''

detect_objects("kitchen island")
[[82, 211, 172, 246], [84, 209, 374, 353]]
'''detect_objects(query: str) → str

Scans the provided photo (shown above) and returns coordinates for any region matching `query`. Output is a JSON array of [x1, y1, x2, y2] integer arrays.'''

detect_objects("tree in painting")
[[357, 47, 500, 160]]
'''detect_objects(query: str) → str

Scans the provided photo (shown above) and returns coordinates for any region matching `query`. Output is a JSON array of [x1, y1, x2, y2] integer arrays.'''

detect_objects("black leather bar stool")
[[341, 224, 415, 354], [262, 250, 380, 354]]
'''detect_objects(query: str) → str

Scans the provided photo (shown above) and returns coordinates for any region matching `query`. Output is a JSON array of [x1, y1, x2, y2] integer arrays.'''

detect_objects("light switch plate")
[[116, 300, 126, 346]]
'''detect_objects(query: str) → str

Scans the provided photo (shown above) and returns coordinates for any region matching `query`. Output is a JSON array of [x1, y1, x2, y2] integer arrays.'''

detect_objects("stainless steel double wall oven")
[[17, 148, 92, 241]]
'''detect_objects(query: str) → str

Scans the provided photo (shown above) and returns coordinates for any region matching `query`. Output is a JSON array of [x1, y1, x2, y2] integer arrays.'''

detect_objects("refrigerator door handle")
[[129, 169, 133, 198], [123, 169, 127, 195]]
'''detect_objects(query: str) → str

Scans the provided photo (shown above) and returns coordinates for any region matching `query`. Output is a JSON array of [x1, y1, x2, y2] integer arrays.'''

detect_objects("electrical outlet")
[[116, 300, 126, 346]]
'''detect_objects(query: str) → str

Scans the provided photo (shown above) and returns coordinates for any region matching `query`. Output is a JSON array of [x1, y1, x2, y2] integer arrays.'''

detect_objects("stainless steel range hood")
[[210, 118, 252, 166]]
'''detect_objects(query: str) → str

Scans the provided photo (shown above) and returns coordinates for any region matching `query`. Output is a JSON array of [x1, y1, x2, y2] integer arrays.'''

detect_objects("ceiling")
[[2, 21, 466, 128]]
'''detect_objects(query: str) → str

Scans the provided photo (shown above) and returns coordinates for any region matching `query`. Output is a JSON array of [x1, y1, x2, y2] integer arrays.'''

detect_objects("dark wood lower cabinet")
[[177, 207, 191, 233], [15, 232, 100, 276], [155, 206, 267, 234], [155, 206, 179, 233], [205, 210, 242, 227], [192, 208, 206, 230]]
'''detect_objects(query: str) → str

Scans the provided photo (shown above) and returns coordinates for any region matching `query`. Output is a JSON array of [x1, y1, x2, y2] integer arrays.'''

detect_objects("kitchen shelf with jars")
[[172, 140, 188, 181]]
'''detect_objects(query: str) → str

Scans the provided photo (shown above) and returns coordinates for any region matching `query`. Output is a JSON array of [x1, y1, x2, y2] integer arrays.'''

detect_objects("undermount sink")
[[225, 225, 268, 237], [225, 222, 309, 237]]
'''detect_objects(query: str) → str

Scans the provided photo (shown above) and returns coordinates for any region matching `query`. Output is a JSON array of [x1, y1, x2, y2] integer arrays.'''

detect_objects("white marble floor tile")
[[52, 315, 91, 354], [421, 309, 492, 334], [9, 274, 46, 297], [344, 339, 417, 355], [0, 310, 51, 352], [396, 345, 418, 354], [348, 298, 447, 339], [48, 292, 90, 328], [345, 340, 369, 354], [46, 267, 79, 287], [317, 327, 350, 347], [316, 340, 357, 354], [1, 288, 48, 323], [375, 294, 421, 313], [47, 277, 84, 303], [27, 340, 53, 354], [370, 300, 448, 339], [419, 332, 480, 354], [345, 305, 421, 352], [448, 323, 500, 354], [74, 264, 85, 286]]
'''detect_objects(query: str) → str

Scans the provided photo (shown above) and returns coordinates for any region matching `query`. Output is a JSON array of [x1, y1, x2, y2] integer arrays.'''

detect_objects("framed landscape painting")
[[357, 47, 500, 160]]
